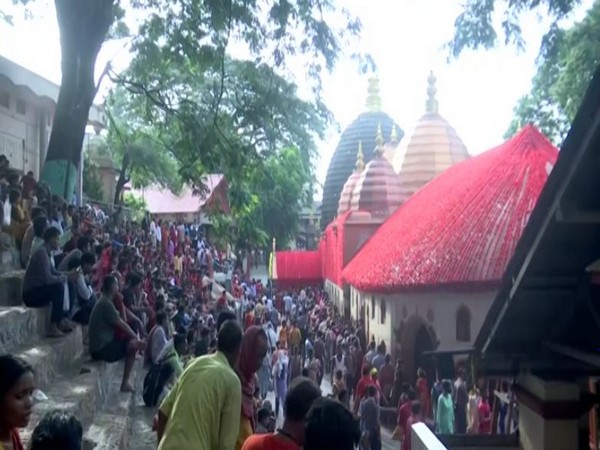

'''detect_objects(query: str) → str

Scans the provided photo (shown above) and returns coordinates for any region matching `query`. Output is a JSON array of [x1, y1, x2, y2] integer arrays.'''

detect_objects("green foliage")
[[82, 151, 104, 201], [448, 0, 583, 58], [1, 0, 31, 25], [123, 192, 147, 221], [506, 0, 600, 143], [213, 146, 311, 250], [103, 88, 183, 203]]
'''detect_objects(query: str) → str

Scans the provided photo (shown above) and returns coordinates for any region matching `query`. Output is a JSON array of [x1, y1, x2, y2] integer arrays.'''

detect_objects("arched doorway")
[[400, 315, 437, 384], [414, 325, 435, 384]]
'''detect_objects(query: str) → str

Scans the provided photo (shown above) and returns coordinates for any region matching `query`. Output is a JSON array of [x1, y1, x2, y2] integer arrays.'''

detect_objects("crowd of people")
[[0, 159, 515, 450]]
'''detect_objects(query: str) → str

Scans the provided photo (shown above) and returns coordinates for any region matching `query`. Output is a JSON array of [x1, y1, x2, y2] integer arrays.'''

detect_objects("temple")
[[274, 71, 558, 381]]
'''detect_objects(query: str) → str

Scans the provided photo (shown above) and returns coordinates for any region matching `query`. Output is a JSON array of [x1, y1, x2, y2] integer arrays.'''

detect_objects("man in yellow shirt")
[[278, 320, 289, 349], [288, 321, 302, 351], [157, 319, 243, 450]]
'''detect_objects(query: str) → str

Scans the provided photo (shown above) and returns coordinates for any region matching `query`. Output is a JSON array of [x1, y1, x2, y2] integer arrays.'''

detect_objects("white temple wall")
[[324, 279, 344, 312], [350, 286, 496, 360]]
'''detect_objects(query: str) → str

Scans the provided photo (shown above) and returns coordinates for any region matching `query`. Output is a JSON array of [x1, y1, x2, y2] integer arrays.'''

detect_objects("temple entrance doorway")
[[400, 315, 437, 384]]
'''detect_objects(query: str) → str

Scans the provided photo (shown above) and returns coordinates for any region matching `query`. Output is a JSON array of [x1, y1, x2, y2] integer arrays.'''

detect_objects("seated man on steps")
[[22, 226, 77, 337], [88, 275, 146, 392]]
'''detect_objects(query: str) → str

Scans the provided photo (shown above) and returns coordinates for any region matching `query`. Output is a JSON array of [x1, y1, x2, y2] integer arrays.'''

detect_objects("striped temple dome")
[[393, 72, 470, 198], [337, 141, 366, 215], [350, 124, 405, 217], [321, 76, 403, 228]]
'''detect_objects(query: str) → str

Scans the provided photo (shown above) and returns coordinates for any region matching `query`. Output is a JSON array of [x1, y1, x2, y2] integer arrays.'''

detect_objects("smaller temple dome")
[[350, 124, 405, 216], [394, 72, 470, 199], [337, 142, 365, 215]]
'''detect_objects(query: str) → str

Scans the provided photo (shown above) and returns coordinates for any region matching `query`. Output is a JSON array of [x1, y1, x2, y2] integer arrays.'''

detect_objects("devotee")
[[6, 189, 28, 242], [436, 380, 455, 434], [289, 346, 303, 382], [242, 377, 322, 450], [454, 369, 468, 434], [371, 344, 386, 372], [403, 401, 423, 450], [415, 368, 430, 418], [303, 398, 361, 450], [478, 393, 492, 434], [22, 226, 75, 337], [359, 385, 381, 450], [364, 341, 377, 366], [88, 275, 146, 392], [157, 319, 243, 450], [254, 408, 271, 435], [194, 326, 210, 357], [236, 326, 270, 450], [20, 206, 46, 267], [30, 410, 83, 450], [355, 365, 375, 413], [378, 354, 394, 400], [305, 348, 321, 385], [397, 389, 416, 449], [273, 341, 290, 418], [0, 354, 34, 450], [331, 369, 346, 398], [288, 321, 302, 350]]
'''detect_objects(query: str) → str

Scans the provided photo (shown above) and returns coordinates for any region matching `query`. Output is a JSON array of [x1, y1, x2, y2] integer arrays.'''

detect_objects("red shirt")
[[241, 434, 300, 450], [397, 399, 410, 427], [478, 401, 492, 434], [355, 375, 375, 403]]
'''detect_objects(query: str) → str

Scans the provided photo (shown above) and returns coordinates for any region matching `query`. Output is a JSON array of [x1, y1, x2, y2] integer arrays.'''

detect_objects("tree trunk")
[[41, 0, 115, 198], [113, 151, 131, 206]]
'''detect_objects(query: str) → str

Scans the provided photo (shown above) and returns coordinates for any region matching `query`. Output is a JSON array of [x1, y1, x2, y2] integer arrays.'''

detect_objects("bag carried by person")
[[143, 356, 175, 407]]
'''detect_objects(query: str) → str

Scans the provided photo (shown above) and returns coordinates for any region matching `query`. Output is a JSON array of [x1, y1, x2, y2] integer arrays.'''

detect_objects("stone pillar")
[[516, 373, 580, 450]]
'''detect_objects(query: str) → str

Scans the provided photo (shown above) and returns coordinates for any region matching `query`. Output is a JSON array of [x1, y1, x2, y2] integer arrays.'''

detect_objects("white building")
[[0, 55, 104, 178]]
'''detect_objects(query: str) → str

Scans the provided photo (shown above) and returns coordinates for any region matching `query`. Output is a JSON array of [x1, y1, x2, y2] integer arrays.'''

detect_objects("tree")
[[102, 88, 182, 205], [81, 151, 104, 201], [254, 147, 312, 248], [211, 147, 311, 250], [40, 0, 119, 199], [20, 0, 363, 201], [505, 0, 600, 143], [448, 0, 583, 58]]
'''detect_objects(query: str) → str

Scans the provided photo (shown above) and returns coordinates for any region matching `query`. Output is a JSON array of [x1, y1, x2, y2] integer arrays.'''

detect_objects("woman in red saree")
[[415, 368, 431, 419]]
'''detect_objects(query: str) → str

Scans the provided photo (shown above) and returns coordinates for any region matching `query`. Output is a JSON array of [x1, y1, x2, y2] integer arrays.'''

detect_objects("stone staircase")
[[0, 264, 144, 449]]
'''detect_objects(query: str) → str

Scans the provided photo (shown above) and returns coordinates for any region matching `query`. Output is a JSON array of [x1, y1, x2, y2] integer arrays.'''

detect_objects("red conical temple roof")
[[342, 125, 558, 293]]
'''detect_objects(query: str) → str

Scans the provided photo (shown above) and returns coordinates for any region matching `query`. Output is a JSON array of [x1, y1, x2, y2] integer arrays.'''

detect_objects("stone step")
[[21, 357, 140, 448], [0, 269, 24, 307], [12, 327, 83, 390], [0, 306, 48, 353], [83, 358, 143, 450]]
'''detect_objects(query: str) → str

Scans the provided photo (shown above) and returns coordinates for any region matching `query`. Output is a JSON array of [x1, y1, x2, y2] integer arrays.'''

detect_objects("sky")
[[0, 0, 593, 195]]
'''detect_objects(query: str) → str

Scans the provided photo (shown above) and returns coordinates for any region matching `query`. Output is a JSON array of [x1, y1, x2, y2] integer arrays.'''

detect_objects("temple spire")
[[366, 75, 382, 112], [375, 123, 384, 156], [426, 71, 438, 114], [390, 124, 398, 143], [356, 141, 365, 172]]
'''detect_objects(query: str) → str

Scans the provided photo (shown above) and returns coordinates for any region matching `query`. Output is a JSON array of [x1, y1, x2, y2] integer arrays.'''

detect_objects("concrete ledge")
[[0, 306, 48, 353], [20, 358, 122, 447], [0, 269, 24, 306], [83, 359, 142, 450], [14, 327, 83, 389], [84, 413, 129, 450]]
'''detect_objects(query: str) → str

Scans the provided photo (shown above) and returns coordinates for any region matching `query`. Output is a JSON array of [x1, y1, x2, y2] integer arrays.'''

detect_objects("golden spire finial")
[[390, 124, 398, 143], [366, 75, 382, 112], [375, 123, 384, 156], [356, 141, 365, 172], [426, 71, 438, 114]]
